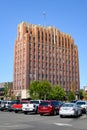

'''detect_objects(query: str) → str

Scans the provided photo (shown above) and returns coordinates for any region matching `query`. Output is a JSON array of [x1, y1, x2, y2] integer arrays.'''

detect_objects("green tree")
[[4, 83, 9, 99], [50, 85, 66, 100], [28, 80, 40, 99], [28, 80, 52, 100], [37, 80, 52, 100], [68, 82, 76, 101], [68, 92, 75, 101]]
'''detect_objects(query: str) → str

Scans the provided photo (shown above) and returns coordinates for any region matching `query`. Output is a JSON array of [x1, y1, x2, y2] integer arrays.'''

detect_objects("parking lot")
[[0, 111, 87, 130]]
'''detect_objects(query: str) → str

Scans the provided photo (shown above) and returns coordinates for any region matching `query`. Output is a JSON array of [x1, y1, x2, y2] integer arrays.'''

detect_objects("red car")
[[38, 100, 63, 116]]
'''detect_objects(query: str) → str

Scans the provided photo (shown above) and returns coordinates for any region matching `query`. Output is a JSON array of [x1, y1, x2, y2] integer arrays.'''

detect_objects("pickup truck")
[[13, 100, 30, 113], [76, 100, 87, 113], [22, 100, 42, 114]]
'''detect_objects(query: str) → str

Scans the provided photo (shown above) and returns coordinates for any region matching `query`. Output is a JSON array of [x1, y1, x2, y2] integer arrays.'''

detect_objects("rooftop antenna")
[[42, 11, 46, 26]]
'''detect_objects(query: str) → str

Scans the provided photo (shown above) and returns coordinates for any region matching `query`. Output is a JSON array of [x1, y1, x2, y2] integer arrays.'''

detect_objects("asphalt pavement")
[[0, 111, 87, 130]]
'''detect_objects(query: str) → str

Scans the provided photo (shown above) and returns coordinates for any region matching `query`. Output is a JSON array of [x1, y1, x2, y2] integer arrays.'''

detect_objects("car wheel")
[[8, 110, 12, 112], [53, 110, 57, 115], [80, 111, 82, 116], [24, 111, 28, 114], [35, 108, 38, 114], [40, 113, 43, 116], [60, 115, 63, 118], [15, 110, 18, 113], [86, 111, 87, 115], [74, 111, 78, 118], [56, 110, 59, 115]]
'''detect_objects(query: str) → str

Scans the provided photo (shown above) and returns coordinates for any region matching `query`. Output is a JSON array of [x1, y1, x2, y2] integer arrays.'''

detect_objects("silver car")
[[59, 102, 82, 118], [0, 100, 11, 111]]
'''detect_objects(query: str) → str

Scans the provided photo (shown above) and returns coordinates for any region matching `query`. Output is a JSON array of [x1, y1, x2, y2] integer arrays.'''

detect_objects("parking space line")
[[0, 125, 19, 128], [54, 122, 72, 127]]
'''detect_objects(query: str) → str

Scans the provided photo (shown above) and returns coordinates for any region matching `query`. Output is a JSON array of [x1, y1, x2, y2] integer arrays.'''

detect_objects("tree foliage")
[[67, 82, 76, 101], [49, 85, 66, 100], [28, 80, 52, 100], [28, 80, 78, 101], [37, 80, 52, 99], [28, 80, 40, 99], [68, 92, 75, 101], [4, 83, 9, 99]]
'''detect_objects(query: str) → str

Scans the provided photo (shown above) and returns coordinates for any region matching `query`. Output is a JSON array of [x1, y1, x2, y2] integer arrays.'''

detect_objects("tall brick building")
[[13, 22, 80, 99]]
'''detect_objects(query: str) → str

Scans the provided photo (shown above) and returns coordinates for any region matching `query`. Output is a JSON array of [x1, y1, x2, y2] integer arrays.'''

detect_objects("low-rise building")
[[84, 86, 87, 91], [0, 82, 13, 100]]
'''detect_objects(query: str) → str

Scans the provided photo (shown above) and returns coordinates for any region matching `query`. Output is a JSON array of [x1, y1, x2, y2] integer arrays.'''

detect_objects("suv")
[[38, 100, 63, 116]]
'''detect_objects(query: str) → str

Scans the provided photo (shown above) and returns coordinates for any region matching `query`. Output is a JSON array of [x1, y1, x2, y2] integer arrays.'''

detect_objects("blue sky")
[[0, 0, 87, 89]]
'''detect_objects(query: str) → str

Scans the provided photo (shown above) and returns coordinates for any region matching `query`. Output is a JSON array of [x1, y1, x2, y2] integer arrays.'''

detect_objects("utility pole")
[[43, 11, 46, 26]]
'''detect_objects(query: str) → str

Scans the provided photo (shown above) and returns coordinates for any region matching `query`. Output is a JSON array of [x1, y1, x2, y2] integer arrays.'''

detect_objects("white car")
[[59, 102, 82, 118], [22, 100, 42, 114]]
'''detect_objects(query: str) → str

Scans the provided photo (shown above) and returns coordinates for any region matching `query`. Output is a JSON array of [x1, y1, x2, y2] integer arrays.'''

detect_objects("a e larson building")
[[13, 22, 80, 99]]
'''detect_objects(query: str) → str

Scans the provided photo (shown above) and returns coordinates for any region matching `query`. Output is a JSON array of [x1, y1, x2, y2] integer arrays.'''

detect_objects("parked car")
[[8, 100, 20, 112], [13, 100, 30, 113], [59, 102, 82, 118], [76, 100, 87, 113], [0, 100, 11, 111], [70, 100, 78, 103], [22, 100, 42, 114], [0, 100, 3, 110], [86, 106, 87, 115], [38, 100, 63, 116]]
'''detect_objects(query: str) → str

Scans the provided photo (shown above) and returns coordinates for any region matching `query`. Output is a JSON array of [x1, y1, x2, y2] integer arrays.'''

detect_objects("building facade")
[[13, 22, 80, 98]]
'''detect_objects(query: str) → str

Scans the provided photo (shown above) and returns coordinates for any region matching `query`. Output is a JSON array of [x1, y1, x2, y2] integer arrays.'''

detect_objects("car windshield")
[[77, 102, 86, 105], [70, 100, 77, 103], [10, 102, 18, 104], [40, 102, 50, 106], [30, 100, 39, 104], [2, 101, 7, 104], [52, 101, 61, 106], [62, 103, 74, 107], [21, 102, 29, 104]]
